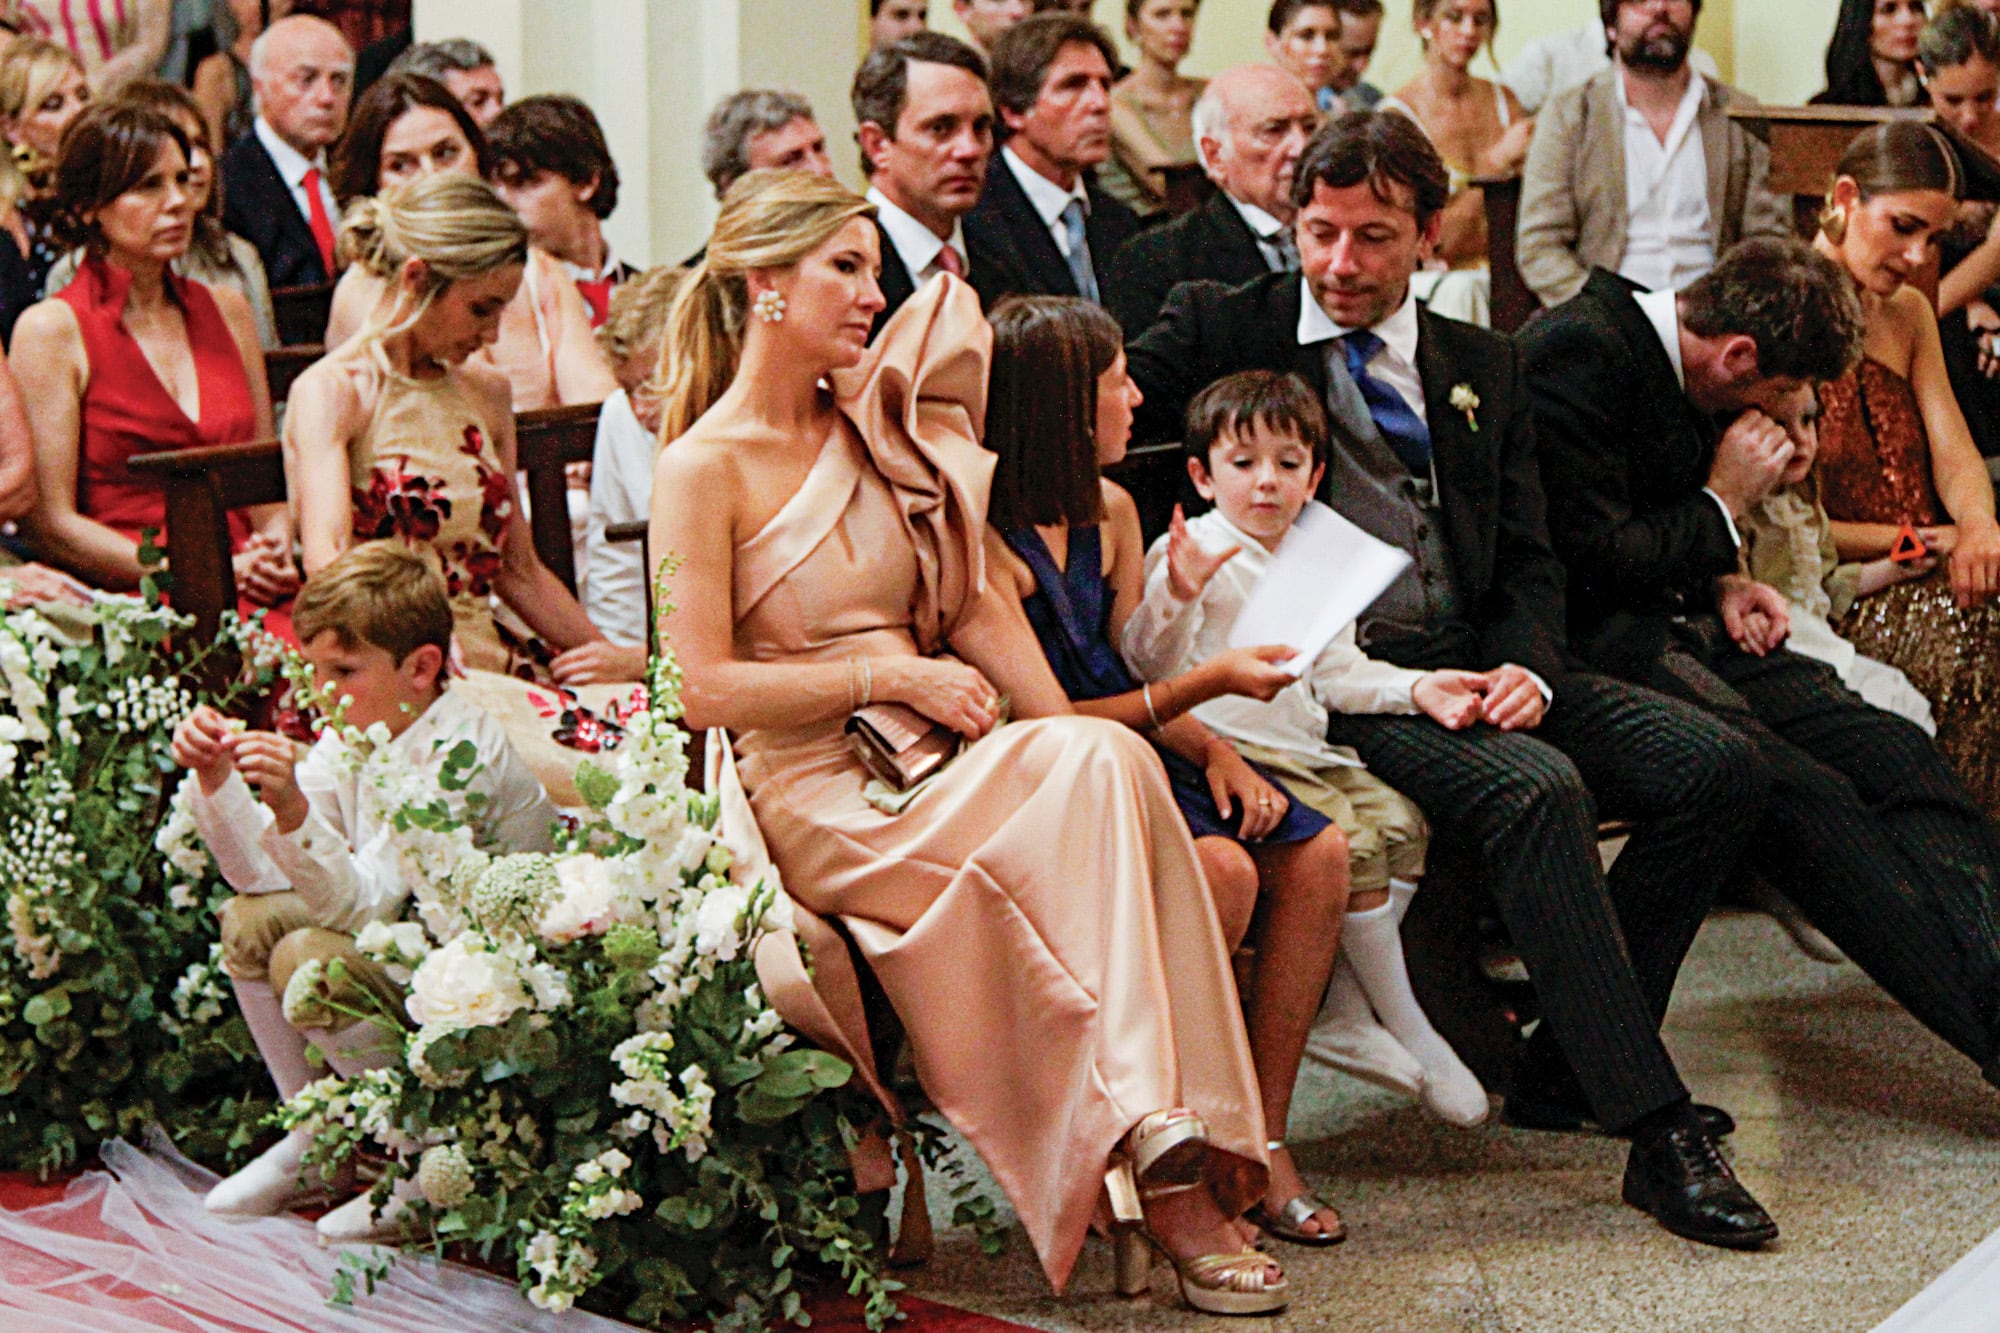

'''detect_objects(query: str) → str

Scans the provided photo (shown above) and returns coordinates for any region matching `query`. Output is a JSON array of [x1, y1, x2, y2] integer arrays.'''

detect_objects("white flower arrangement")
[[271, 582, 895, 1330]]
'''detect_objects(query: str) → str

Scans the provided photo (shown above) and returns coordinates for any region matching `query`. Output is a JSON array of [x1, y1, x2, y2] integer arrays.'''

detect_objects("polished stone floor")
[[905, 911, 2000, 1332]]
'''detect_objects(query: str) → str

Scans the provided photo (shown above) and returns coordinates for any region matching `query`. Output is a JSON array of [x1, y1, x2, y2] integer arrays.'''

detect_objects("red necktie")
[[302, 166, 337, 278], [934, 244, 964, 278], [576, 278, 614, 328]]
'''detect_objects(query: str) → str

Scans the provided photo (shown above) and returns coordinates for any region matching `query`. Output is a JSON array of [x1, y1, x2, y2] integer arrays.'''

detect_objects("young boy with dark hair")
[[172, 542, 554, 1235], [1122, 368, 1489, 1123]]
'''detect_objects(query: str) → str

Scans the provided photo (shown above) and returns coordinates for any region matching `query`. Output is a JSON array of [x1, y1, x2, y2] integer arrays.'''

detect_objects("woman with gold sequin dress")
[[1813, 124, 2000, 813]]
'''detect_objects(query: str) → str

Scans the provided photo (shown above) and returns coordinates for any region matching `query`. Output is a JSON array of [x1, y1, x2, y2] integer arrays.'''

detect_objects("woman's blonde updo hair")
[[656, 168, 875, 444], [0, 36, 84, 206], [336, 171, 529, 348]]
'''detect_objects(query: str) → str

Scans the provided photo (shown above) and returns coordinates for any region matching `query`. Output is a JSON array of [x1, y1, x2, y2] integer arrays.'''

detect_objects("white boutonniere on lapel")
[[1449, 383, 1481, 432]]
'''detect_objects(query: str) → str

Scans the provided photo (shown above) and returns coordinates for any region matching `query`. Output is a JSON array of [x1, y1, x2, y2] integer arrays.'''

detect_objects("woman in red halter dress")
[[14, 102, 294, 613]]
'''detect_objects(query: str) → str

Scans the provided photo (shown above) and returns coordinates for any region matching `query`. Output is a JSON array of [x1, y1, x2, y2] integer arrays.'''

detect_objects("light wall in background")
[[411, 0, 1846, 268]]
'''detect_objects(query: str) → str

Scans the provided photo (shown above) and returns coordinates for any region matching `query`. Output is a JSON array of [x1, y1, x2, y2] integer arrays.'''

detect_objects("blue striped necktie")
[[1341, 330, 1432, 472]]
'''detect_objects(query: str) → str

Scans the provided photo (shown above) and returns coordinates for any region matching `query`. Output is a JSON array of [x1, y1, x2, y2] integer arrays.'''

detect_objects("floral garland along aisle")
[[262, 573, 906, 1331], [0, 579, 277, 1178]]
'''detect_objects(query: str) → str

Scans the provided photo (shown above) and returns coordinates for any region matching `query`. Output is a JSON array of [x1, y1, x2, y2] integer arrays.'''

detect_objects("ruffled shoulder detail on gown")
[[829, 274, 994, 654]]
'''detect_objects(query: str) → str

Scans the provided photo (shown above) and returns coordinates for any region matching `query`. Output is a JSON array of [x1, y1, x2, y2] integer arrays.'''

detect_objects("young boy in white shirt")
[[1122, 370, 1489, 1124], [172, 542, 555, 1225]]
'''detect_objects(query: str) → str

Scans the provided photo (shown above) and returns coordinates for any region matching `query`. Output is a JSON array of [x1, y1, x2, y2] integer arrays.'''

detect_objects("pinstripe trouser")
[[1642, 642, 2000, 1084], [1327, 671, 1769, 1130]]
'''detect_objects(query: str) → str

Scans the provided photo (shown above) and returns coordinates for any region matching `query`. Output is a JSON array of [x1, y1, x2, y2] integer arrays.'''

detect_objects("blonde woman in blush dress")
[[649, 169, 1290, 1317]]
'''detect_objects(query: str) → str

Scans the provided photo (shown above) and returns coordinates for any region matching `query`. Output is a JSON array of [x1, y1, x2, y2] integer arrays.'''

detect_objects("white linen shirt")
[[187, 689, 557, 934], [584, 388, 654, 648], [1121, 506, 1426, 769], [867, 186, 969, 283], [1616, 66, 1714, 294], [252, 116, 339, 236], [1002, 145, 1090, 258]]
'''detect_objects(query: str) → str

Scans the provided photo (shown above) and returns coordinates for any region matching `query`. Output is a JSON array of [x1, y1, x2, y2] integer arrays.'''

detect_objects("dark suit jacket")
[[222, 132, 330, 289], [963, 151, 1137, 313], [1516, 268, 1742, 678], [868, 216, 919, 342], [1102, 188, 1271, 337], [1125, 271, 1571, 682]]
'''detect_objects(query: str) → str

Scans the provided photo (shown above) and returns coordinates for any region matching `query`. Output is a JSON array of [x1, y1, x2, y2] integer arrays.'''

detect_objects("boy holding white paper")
[[1122, 369, 1489, 1125]]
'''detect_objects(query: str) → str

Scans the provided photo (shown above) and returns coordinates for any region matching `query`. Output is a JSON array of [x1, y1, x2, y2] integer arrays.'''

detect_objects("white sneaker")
[[1302, 1018, 1426, 1098], [315, 1177, 418, 1245], [205, 1131, 327, 1217]]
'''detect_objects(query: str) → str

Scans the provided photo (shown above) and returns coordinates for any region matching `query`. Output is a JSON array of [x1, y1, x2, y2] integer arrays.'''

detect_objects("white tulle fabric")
[[0, 1133, 629, 1331]]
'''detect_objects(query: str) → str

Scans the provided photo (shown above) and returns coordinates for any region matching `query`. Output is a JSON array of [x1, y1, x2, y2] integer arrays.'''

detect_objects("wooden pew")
[[269, 282, 335, 347], [126, 402, 606, 657], [262, 343, 322, 403], [1104, 440, 1188, 548], [513, 402, 602, 595], [1475, 175, 1540, 335]]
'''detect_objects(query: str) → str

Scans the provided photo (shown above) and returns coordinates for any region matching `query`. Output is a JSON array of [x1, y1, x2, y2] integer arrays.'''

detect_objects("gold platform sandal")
[[1103, 1158, 1291, 1316], [1126, 1107, 1210, 1186]]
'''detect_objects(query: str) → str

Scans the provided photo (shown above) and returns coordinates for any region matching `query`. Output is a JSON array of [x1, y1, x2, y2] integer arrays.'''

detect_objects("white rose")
[[405, 936, 529, 1029], [538, 856, 622, 942], [692, 884, 752, 962]]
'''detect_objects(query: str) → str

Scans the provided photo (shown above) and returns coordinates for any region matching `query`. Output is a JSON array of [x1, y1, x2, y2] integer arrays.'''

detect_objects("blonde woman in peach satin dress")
[[647, 170, 1290, 1317]]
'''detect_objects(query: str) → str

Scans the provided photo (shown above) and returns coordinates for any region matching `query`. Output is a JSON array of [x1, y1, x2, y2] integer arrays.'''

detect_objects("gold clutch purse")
[[845, 702, 960, 792]]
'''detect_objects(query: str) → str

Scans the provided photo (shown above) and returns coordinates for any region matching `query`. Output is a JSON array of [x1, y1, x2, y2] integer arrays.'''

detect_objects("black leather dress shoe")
[[1504, 1091, 1736, 1139], [1622, 1127, 1778, 1249]]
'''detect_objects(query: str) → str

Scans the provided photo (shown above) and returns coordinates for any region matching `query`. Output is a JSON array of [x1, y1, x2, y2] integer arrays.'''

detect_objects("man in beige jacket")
[[1515, 0, 1788, 308]]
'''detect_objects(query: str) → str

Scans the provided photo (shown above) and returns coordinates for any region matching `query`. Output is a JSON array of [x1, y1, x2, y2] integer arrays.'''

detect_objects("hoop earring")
[[753, 289, 786, 324]]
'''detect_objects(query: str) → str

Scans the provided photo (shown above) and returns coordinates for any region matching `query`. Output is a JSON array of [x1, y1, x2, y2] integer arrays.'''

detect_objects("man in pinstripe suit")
[[1127, 112, 1782, 1249], [1523, 240, 2000, 1103]]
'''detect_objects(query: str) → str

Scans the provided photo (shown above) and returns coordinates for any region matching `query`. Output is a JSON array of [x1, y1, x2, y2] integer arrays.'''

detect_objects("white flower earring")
[[753, 289, 786, 323]]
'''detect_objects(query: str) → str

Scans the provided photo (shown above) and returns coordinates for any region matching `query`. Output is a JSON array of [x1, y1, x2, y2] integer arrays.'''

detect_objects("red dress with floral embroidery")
[[325, 354, 554, 680]]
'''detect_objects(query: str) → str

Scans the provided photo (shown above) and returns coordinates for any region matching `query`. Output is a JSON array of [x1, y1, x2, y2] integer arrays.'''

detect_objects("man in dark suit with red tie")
[[851, 31, 995, 340], [222, 15, 353, 301]]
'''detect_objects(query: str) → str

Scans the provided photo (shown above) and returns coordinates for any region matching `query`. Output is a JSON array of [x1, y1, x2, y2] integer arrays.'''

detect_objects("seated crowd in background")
[[9, 0, 2000, 1324]]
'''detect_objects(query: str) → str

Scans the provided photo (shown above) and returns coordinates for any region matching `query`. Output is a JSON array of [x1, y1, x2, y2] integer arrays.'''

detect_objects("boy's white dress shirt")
[[1121, 503, 1427, 769], [188, 688, 556, 934]]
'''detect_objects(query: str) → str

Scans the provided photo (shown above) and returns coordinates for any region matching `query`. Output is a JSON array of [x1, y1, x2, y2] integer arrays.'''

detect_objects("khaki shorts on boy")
[[1229, 742, 1428, 893], [218, 892, 406, 1027]]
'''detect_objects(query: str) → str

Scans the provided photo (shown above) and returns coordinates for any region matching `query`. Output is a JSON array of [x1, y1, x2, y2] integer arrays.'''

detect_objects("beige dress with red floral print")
[[332, 351, 555, 681]]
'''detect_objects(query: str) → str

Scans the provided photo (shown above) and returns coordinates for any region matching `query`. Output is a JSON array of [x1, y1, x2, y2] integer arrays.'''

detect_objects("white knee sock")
[[1389, 878, 1417, 923], [1340, 900, 1490, 1127], [1306, 879, 1426, 1096], [233, 979, 316, 1100]]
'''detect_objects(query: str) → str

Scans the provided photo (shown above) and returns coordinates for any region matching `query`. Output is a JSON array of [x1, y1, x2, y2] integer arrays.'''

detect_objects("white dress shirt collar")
[[867, 186, 968, 281], [254, 115, 325, 189], [561, 236, 622, 285], [1227, 194, 1292, 271], [1632, 286, 1685, 388], [1296, 278, 1421, 364], [1003, 144, 1088, 230], [1615, 62, 1706, 158]]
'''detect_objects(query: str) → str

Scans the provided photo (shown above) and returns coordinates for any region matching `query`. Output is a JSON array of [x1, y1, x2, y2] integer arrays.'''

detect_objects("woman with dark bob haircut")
[[12, 100, 292, 604], [984, 293, 1358, 1255]]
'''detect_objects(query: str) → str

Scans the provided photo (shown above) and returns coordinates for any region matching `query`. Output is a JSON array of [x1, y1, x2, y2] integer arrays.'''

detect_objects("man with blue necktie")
[[963, 11, 1137, 309], [1126, 110, 1785, 1252]]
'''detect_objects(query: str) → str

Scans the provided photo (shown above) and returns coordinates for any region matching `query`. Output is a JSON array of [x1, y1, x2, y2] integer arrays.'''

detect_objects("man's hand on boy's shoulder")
[[172, 705, 242, 795], [231, 730, 311, 835]]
